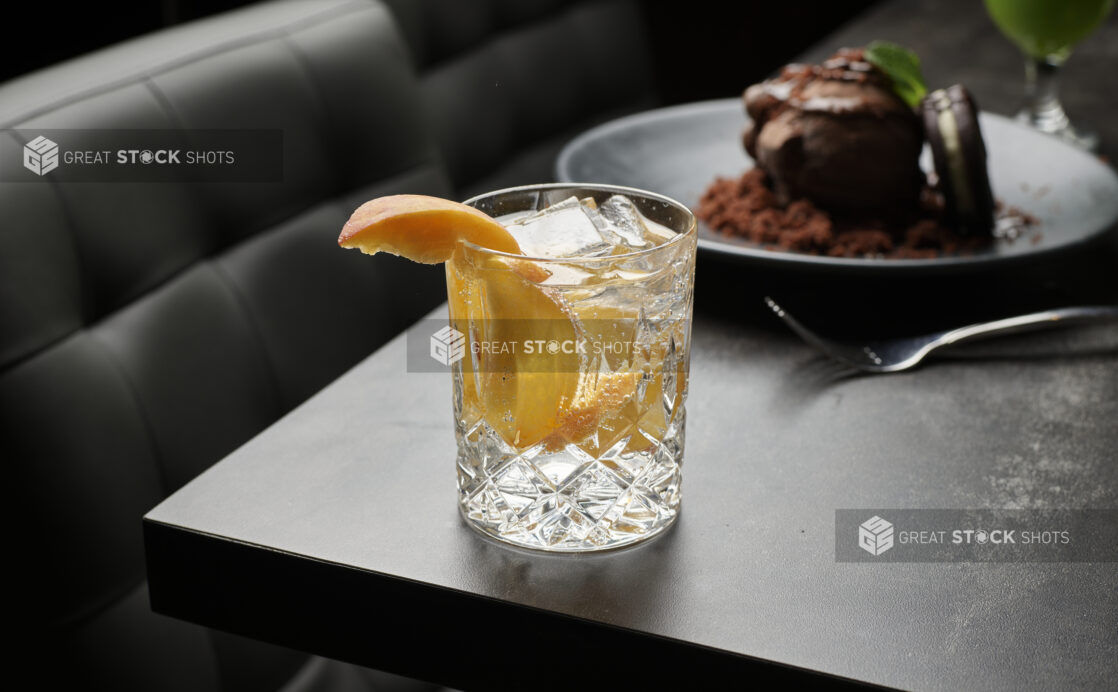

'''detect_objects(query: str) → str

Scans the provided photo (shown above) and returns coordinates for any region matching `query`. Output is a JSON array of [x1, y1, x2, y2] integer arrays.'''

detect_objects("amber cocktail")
[[449, 184, 697, 551]]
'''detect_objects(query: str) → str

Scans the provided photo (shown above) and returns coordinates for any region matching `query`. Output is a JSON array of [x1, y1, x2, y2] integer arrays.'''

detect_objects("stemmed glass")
[[984, 0, 1115, 151]]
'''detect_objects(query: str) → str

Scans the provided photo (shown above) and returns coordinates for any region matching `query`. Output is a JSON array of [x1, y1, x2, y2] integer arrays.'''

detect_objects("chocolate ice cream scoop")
[[742, 49, 924, 215]]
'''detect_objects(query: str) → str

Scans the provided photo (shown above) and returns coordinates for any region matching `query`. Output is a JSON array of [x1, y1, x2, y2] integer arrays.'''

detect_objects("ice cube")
[[503, 196, 612, 258], [594, 195, 678, 252], [539, 263, 593, 286], [595, 195, 652, 251], [641, 217, 677, 245]]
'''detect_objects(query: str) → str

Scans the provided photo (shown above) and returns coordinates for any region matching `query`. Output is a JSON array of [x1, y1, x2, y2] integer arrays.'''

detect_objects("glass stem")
[[1022, 56, 1069, 134]]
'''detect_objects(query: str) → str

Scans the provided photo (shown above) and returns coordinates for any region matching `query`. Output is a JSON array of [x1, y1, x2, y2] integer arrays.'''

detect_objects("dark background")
[[1, 0, 882, 101], [5, 0, 1115, 334], [5, 0, 1114, 335]]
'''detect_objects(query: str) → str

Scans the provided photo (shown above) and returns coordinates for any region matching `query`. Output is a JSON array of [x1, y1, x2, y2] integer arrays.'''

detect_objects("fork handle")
[[941, 306, 1118, 346]]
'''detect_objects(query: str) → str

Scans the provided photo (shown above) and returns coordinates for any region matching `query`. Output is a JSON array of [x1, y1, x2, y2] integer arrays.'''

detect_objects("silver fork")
[[764, 297, 1118, 373]]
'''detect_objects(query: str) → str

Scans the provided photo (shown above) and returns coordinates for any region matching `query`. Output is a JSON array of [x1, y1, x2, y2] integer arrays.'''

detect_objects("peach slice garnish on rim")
[[338, 194, 521, 263]]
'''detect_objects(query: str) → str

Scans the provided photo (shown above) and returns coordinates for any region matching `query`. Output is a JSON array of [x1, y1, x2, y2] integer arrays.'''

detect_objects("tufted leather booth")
[[2, 0, 655, 689], [382, 0, 656, 197]]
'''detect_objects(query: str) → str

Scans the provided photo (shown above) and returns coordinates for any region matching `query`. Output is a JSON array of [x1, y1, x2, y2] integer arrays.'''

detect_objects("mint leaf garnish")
[[865, 40, 928, 108]]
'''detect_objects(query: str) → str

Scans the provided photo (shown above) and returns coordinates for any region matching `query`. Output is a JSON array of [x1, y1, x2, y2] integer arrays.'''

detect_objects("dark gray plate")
[[556, 99, 1118, 274]]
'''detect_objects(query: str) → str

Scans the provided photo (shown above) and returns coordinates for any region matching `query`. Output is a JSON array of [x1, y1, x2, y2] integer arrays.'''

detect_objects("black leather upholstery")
[[384, 0, 656, 196], [3, 1, 448, 689], [2, 0, 656, 689]]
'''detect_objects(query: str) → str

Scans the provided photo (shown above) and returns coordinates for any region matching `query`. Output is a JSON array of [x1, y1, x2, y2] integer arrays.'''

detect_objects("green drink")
[[985, 0, 1115, 60], [984, 0, 1115, 150]]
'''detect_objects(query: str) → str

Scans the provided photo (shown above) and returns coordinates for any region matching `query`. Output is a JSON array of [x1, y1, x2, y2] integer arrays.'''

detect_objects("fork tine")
[[764, 297, 837, 354], [764, 297, 876, 372]]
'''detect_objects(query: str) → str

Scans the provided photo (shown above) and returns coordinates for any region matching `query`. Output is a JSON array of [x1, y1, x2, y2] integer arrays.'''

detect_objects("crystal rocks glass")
[[447, 183, 697, 552]]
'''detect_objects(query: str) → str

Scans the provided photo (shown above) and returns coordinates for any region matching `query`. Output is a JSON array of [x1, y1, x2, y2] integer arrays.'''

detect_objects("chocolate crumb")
[[697, 169, 1034, 259]]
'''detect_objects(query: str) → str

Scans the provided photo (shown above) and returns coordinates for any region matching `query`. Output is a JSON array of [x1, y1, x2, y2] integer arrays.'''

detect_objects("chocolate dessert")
[[699, 43, 1021, 259], [742, 47, 924, 215]]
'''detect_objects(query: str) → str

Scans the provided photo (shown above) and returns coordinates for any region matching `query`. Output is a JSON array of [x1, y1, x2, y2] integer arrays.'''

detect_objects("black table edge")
[[143, 518, 892, 690]]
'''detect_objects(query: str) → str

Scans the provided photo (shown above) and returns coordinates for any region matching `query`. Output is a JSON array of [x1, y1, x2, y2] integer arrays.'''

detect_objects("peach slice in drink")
[[450, 258, 582, 449]]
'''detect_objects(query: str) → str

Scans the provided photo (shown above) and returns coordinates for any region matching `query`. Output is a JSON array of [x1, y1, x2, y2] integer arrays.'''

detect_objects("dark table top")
[[145, 309, 1118, 691], [145, 1, 1118, 689]]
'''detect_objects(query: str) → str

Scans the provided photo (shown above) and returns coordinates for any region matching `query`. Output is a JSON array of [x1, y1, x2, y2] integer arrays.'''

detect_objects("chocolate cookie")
[[922, 85, 995, 236]]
